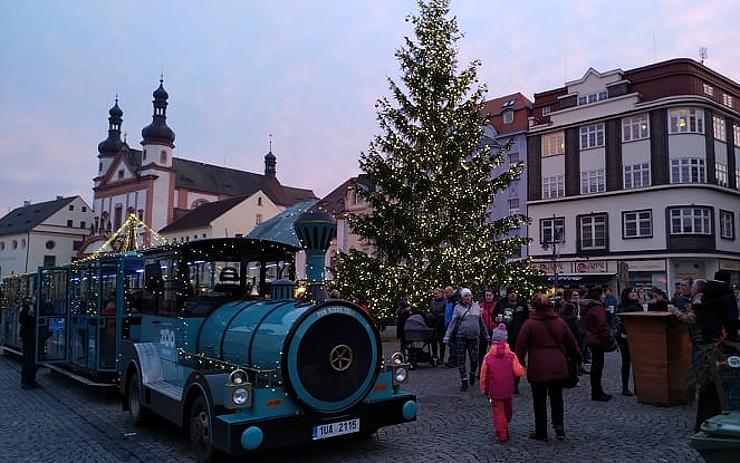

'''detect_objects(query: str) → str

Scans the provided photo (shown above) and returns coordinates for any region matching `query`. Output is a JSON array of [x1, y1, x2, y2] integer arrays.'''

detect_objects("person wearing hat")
[[444, 288, 489, 391], [480, 323, 526, 442]]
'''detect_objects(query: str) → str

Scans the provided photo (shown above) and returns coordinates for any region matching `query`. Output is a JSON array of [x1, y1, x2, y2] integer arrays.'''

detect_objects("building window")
[[12, 240, 17, 249], [82, 206, 87, 212], [579, 123, 605, 150], [160, 150, 167, 163], [143, 149, 147, 160], [118, 169, 124, 179], [623, 210, 652, 239], [80, 221, 86, 229], [540, 217, 565, 245], [736, 169, 740, 191], [114, 205, 123, 230], [68, 204, 74, 211], [577, 91, 608, 105], [73, 241, 82, 251], [671, 158, 706, 183], [723, 94, 734, 108], [138, 209, 144, 220], [508, 198, 520, 213], [713, 116, 726, 141], [508, 153, 519, 164], [0, 241, 4, 251], [508, 181, 519, 198], [669, 108, 704, 134], [67, 219, 73, 227], [720, 210, 735, 239], [670, 207, 712, 235], [20, 239, 26, 248], [623, 162, 651, 189], [502, 98, 516, 108], [704, 84, 714, 96], [542, 175, 565, 199], [202, 234, 206, 238], [43, 255, 56, 267], [578, 214, 608, 250], [622, 114, 649, 142], [580, 169, 606, 194], [503, 110, 514, 124], [256, 214, 263, 225], [542, 106, 551, 116], [542, 132, 565, 156], [45, 240, 56, 250], [257, 196, 263, 206], [716, 163, 729, 187], [99, 162, 103, 172], [734, 125, 740, 146]]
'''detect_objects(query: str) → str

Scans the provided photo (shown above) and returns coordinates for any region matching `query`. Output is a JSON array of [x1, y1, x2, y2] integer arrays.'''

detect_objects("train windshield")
[[185, 260, 252, 297]]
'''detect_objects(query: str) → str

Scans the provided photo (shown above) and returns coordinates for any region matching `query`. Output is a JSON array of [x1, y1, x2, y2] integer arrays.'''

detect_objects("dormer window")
[[502, 98, 516, 108], [577, 90, 608, 106], [542, 106, 551, 116], [503, 110, 514, 124], [257, 196, 263, 206], [118, 170, 124, 179]]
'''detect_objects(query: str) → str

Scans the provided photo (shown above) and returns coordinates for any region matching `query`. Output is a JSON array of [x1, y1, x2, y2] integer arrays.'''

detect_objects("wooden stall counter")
[[620, 311, 692, 406]]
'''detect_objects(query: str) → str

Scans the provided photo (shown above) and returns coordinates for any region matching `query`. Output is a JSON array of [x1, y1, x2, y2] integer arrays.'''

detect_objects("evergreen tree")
[[333, 0, 536, 321]]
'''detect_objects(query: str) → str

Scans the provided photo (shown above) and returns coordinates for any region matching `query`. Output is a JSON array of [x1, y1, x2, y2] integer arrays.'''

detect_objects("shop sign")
[[532, 262, 570, 274], [574, 261, 607, 273], [720, 260, 740, 271], [626, 259, 666, 272]]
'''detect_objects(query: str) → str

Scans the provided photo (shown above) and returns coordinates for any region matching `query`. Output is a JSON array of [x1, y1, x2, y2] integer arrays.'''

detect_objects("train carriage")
[[1, 272, 38, 354], [118, 211, 416, 462]]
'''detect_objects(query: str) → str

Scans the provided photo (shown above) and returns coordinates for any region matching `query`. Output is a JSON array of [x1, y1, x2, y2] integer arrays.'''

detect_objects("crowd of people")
[[396, 271, 740, 442]]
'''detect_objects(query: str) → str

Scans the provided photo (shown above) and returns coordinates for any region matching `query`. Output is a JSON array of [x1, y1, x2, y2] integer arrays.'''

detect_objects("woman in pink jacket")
[[480, 323, 526, 442]]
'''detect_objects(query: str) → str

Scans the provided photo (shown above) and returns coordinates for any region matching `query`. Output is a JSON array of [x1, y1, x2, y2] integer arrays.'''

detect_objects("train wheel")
[[127, 372, 148, 426], [189, 395, 222, 463]]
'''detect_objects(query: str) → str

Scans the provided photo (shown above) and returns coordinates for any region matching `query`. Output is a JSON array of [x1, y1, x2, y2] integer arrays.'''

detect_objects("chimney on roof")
[[23, 200, 31, 207], [56, 195, 63, 200]]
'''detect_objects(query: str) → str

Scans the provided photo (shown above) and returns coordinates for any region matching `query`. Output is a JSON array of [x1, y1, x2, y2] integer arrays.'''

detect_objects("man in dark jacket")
[[20, 298, 40, 389], [696, 270, 739, 343], [582, 288, 616, 401], [495, 288, 528, 392]]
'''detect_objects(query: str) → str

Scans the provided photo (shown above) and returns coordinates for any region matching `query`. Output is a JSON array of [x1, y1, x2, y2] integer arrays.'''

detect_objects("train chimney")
[[293, 210, 336, 301]]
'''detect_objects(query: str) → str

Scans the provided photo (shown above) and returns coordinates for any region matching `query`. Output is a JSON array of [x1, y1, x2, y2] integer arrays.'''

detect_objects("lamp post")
[[542, 215, 564, 290]]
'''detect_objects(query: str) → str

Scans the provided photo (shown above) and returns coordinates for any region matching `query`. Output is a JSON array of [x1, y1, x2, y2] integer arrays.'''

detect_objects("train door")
[[122, 256, 144, 341], [68, 262, 96, 370], [97, 259, 119, 371], [36, 267, 69, 363]]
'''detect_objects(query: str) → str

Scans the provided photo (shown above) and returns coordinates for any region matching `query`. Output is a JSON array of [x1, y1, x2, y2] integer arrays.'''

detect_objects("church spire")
[[141, 77, 175, 147], [98, 97, 123, 156], [264, 133, 276, 177]]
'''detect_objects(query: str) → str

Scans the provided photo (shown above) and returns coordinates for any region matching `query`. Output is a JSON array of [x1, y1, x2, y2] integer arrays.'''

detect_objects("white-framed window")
[[508, 181, 519, 198], [503, 110, 514, 124], [623, 210, 652, 239], [541, 217, 565, 244], [623, 162, 651, 189], [542, 132, 565, 156], [580, 169, 606, 194], [255, 214, 263, 225], [542, 106, 551, 116], [716, 163, 729, 187], [723, 94, 734, 108], [670, 207, 711, 235], [713, 116, 726, 141], [542, 175, 565, 199], [669, 108, 704, 134], [671, 158, 706, 183], [508, 198, 520, 213], [735, 125, 740, 146], [580, 123, 605, 150], [704, 83, 714, 96], [720, 210, 735, 240], [577, 91, 608, 106], [622, 114, 649, 142], [578, 214, 608, 250]]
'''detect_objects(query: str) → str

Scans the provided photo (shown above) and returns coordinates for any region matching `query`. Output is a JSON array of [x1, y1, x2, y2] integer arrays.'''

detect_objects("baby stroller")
[[403, 313, 438, 368]]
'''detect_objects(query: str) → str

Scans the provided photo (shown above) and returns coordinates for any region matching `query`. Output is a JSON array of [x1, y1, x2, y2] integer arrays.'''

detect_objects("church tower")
[[141, 78, 175, 168], [95, 98, 123, 185]]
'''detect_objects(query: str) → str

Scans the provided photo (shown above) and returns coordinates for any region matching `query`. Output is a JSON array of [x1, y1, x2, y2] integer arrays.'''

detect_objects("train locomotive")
[[119, 211, 416, 462]]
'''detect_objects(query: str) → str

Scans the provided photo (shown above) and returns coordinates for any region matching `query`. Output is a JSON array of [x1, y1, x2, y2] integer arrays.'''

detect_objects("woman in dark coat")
[[615, 287, 642, 396], [582, 288, 616, 401], [516, 293, 581, 441], [559, 289, 584, 373]]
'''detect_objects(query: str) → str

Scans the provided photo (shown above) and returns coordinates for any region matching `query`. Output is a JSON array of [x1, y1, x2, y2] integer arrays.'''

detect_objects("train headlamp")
[[232, 387, 249, 406], [394, 367, 408, 384], [390, 352, 405, 366], [226, 368, 253, 409]]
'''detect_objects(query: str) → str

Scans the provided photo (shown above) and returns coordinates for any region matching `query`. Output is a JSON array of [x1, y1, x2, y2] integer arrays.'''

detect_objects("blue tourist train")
[[0, 211, 416, 462]]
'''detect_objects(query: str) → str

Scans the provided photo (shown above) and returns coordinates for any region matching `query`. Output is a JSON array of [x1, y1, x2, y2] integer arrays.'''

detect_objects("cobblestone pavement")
[[0, 345, 703, 463]]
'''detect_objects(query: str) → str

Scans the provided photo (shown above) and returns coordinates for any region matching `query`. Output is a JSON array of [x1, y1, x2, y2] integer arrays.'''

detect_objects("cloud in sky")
[[1, 0, 740, 212]]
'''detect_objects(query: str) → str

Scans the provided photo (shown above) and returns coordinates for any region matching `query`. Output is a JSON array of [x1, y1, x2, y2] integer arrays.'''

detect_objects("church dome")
[[141, 78, 175, 146]]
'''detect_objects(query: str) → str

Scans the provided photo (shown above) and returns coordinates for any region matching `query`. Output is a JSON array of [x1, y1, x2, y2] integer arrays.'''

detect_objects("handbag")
[[449, 305, 473, 344], [543, 320, 579, 389]]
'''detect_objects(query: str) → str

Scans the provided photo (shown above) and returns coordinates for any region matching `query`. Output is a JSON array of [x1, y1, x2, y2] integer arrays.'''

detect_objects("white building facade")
[[527, 59, 740, 291]]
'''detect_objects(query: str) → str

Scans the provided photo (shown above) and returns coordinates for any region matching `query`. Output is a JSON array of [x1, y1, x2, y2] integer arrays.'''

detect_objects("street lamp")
[[542, 216, 565, 289]]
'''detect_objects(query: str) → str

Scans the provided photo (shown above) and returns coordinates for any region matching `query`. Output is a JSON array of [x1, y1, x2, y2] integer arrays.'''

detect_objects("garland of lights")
[[332, 0, 541, 321]]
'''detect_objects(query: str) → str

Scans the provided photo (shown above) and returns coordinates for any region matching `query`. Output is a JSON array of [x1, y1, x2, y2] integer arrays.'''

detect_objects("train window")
[[124, 261, 144, 314], [99, 262, 118, 316], [39, 269, 67, 316], [185, 260, 245, 297], [143, 259, 178, 316], [70, 264, 97, 316]]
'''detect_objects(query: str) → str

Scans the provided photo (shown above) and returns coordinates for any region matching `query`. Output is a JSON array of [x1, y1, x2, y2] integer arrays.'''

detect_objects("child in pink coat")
[[480, 323, 526, 441]]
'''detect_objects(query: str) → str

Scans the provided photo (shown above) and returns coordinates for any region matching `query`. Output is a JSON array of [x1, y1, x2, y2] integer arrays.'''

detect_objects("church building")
[[83, 79, 316, 253]]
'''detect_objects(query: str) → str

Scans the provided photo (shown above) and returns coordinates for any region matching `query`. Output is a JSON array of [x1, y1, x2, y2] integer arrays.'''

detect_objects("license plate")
[[312, 418, 360, 440]]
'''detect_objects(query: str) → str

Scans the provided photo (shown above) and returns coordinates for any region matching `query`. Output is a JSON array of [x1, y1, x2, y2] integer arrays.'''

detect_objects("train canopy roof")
[[142, 237, 299, 263]]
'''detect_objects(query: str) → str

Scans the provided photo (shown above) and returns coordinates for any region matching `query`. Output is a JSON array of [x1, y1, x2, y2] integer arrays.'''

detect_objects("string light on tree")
[[333, 0, 538, 321]]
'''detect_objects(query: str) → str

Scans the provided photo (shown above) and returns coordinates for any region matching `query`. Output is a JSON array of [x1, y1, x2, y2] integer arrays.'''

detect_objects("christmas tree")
[[333, 0, 537, 321]]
